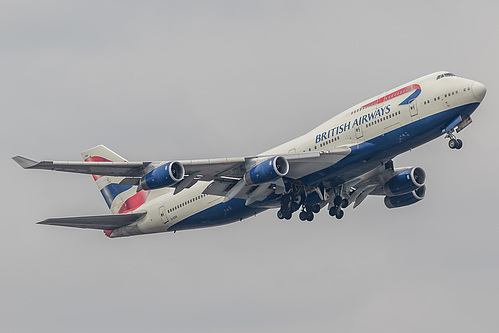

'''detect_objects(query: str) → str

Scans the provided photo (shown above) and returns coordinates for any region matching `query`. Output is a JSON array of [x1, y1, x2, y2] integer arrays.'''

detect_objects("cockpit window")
[[436, 73, 456, 80]]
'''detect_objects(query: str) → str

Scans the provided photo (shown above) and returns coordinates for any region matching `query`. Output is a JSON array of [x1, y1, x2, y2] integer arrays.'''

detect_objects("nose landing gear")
[[448, 138, 463, 149], [446, 130, 463, 150]]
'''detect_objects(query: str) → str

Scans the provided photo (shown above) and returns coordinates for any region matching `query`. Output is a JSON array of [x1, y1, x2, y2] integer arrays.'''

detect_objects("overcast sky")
[[2, 1, 499, 332]]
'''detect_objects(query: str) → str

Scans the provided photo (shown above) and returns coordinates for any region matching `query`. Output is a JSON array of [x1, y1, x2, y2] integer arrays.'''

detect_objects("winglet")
[[12, 156, 40, 169]]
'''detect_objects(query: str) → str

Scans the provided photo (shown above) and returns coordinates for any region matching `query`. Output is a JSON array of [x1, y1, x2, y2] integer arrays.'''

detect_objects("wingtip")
[[12, 156, 39, 169]]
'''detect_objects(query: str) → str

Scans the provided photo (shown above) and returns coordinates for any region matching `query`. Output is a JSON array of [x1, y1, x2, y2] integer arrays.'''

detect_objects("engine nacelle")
[[384, 185, 426, 209], [384, 167, 426, 196], [244, 156, 289, 185], [139, 161, 185, 191]]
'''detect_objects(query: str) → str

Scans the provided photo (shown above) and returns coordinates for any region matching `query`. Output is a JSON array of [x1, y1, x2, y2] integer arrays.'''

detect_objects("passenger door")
[[159, 206, 169, 224], [355, 125, 363, 139], [409, 99, 418, 117]]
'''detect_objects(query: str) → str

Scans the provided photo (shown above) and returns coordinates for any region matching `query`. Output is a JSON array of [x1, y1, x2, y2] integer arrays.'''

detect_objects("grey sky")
[[2, 1, 499, 332]]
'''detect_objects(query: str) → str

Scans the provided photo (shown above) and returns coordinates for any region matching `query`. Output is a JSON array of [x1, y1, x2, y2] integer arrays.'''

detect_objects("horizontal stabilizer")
[[37, 212, 147, 230], [12, 156, 39, 169]]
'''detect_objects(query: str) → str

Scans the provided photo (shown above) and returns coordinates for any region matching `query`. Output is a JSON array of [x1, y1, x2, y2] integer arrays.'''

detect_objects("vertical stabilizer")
[[81, 145, 149, 214]]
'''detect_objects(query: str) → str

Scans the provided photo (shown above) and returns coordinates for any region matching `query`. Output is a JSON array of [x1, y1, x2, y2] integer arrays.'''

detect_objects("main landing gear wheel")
[[277, 210, 292, 220], [329, 206, 338, 217], [329, 194, 348, 220], [333, 195, 343, 207], [341, 199, 349, 209], [330, 193, 348, 219], [279, 192, 302, 221], [329, 203, 345, 219], [299, 210, 314, 222], [306, 212, 314, 222]]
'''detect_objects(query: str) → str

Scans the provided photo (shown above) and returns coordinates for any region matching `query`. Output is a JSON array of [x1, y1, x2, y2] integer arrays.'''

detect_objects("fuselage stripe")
[[361, 84, 421, 108]]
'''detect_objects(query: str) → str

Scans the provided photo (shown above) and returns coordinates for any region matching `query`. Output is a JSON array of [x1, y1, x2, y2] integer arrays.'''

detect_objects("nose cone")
[[472, 81, 486, 102]]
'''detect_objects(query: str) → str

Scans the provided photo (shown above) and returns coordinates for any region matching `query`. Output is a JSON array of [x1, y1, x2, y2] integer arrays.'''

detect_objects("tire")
[[456, 139, 463, 149], [299, 211, 308, 221], [277, 210, 284, 220], [312, 204, 320, 213], [334, 196, 342, 207], [448, 139, 458, 149], [341, 199, 349, 208], [306, 212, 314, 222], [329, 206, 338, 216], [336, 209, 344, 219]]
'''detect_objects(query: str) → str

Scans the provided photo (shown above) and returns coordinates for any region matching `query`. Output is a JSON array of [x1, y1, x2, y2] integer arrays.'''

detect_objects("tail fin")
[[81, 145, 150, 214]]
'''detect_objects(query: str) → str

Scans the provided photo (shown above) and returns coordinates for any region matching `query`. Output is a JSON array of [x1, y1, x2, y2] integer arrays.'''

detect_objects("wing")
[[37, 212, 147, 230], [13, 147, 351, 200], [12, 156, 149, 177], [13, 147, 350, 180]]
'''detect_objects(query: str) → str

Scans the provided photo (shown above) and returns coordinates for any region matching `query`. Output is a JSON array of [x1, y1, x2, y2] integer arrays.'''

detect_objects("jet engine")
[[139, 161, 185, 191], [244, 156, 289, 185], [384, 167, 426, 196], [384, 185, 426, 209]]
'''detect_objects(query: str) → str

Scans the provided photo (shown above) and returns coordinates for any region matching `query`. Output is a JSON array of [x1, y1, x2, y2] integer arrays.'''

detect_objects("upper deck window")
[[436, 73, 456, 80]]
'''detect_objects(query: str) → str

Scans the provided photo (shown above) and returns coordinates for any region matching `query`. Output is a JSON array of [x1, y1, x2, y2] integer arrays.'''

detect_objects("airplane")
[[13, 71, 486, 238]]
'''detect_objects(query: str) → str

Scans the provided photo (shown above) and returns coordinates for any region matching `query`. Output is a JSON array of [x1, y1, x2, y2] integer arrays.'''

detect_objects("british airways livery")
[[13, 71, 486, 238]]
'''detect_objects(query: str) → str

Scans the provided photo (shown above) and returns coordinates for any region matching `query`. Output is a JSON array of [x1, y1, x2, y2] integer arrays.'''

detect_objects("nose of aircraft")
[[472, 81, 486, 102]]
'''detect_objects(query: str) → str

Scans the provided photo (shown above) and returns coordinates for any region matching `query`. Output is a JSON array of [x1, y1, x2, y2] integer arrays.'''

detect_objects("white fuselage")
[[111, 72, 485, 237]]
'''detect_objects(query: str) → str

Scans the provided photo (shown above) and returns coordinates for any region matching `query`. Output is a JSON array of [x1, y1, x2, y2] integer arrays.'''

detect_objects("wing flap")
[[37, 212, 147, 230], [180, 157, 246, 179], [285, 147, 351, 179]]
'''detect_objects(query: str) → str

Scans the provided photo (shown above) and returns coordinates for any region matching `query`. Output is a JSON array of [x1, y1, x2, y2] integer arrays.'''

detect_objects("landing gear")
[[446, 130, 463, 150], [299, 210, 314, 222], [329, 195, 348, 220], [278, 192, 302, 221], [448, 138, 463, 150], [299, 205, 318, 222], [341, 198, 349, 208], [277, 209, 292, 220], [277, 187, 350, 222], [310, 204, 320, 213]]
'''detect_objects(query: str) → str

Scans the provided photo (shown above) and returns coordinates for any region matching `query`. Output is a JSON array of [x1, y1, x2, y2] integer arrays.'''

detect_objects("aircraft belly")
[[168, 198, 265, 232]]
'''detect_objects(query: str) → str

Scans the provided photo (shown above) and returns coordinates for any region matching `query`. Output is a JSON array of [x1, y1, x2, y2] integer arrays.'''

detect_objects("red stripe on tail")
[[118, 190, 150, 214]]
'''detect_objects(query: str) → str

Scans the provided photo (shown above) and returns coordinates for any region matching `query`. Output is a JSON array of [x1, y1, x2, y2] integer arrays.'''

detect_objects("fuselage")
[[111, 71, 486, 237]]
